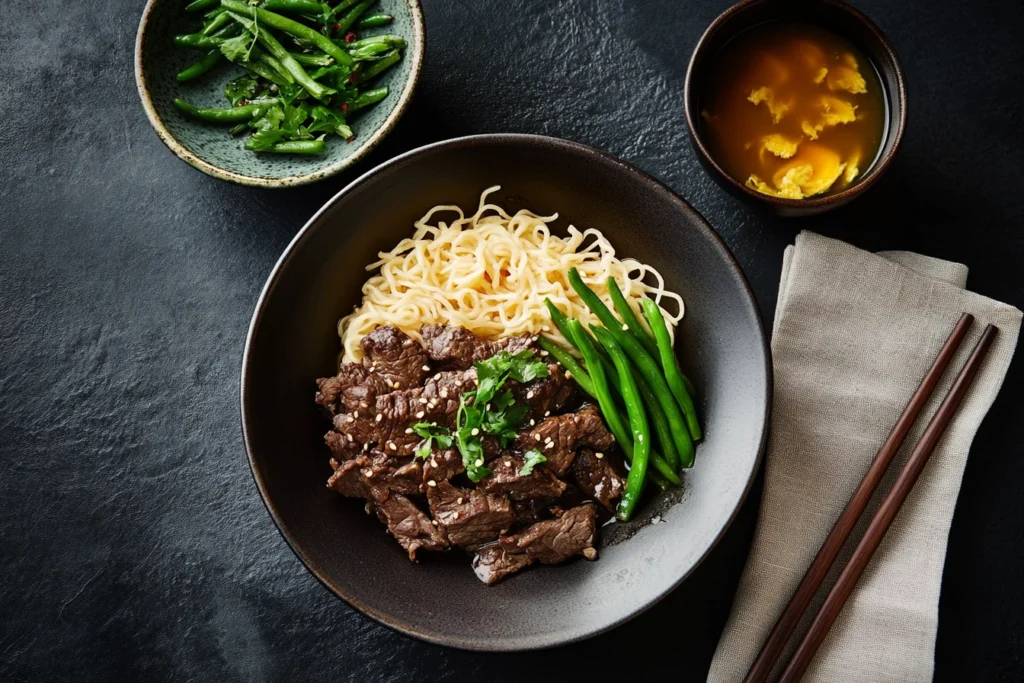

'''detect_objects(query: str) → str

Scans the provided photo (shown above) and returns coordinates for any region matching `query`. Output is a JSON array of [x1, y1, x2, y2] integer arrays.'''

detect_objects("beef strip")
[[371, 487, 448, 559], [426, 481, 516, 548], [509, 363, 575, 420], [389, 459, 424, 495], [516, 405, 616, 475], [325, 451, 399, 498], [472, 543, 534, 585], [422, 448, 465, 482], [360, 325, 431, 390], [499, 505, 598, 564], [324, 430, 360, 462], [478, 454, 567, 500], [420, 324, 535, 369], [571, 448, 625, 511], [315, 364, 393, 416]]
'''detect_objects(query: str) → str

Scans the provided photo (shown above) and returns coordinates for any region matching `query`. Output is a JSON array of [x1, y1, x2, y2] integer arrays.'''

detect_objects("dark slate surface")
[[1, 0, 1021, 680]]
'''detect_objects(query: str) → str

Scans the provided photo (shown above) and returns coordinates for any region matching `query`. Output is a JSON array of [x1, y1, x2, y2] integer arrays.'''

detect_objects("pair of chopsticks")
[[743, 312, 998, 683]]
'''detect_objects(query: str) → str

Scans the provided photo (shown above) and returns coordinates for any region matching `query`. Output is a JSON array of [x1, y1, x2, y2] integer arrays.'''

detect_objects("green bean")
[[537, 337, 595, 399], [174, 33, 222, 49], [606, 276, 659, 358], [347, 86, 387, 112], [173, 98, 278, 123], [347, 42, 395, 60], [592, 327, 649, 522], [186, 0, 219, 12], [289, 51, 334, 66], [357, 13, 393, 28], [241, 59, 290, 87], [225, 10, 332, 99], [221, 0, 354, 66], [347, 34, 406, 49], [254, 139, 327, 154], [228, 122, 248, 136], [355, 49, 401, 83], [262, 0, 323, 14], [335, 0, 374, 33], [255, 49, 295, 83], [568, 267, 694, 463], [176, 50, 223, 82], [202, 11, 232, 36], [641, 298, 701, 443], [569, 322, 680, 485]]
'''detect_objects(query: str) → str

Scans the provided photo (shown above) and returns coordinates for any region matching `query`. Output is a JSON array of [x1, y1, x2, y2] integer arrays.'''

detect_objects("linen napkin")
[[708, 231, 1021, 683]]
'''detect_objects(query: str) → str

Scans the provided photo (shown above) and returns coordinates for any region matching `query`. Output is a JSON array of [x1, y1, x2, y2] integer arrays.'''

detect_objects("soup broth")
[[700, 22, 886, 200]]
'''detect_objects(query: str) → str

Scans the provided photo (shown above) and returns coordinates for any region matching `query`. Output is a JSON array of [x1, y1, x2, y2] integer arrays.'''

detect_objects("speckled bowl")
[[241, 135, 771, 650], [134, 0, 424, 187]]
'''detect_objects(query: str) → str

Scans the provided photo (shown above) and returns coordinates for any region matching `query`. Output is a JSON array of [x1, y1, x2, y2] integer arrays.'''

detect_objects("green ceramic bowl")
[[135, 0, 424, 188]]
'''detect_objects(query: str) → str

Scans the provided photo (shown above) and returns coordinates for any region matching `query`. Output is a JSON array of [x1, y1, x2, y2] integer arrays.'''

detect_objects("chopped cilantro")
[[519, 449, 547, 476], [411, 422, 452, 459]]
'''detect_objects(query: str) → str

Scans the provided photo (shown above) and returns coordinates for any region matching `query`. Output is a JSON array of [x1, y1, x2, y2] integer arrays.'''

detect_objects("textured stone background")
[[1, 0, 1022, 680]]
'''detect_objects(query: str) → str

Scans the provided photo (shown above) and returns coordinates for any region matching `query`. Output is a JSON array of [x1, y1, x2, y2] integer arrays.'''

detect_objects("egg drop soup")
[[700, 22, 886, 200]]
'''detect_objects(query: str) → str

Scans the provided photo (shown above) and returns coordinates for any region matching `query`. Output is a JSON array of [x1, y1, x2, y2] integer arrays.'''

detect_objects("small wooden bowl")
[[683, 0, 907, 216], [135, 0, 424, 188]]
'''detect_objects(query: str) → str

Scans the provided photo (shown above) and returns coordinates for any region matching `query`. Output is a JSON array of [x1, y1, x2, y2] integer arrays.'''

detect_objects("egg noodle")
[[338, 186, 685, 362]]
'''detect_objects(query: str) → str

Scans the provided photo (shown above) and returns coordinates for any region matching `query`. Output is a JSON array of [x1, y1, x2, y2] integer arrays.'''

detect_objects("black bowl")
[[240, 134, 771, 650], [684, 0, 908, 216]]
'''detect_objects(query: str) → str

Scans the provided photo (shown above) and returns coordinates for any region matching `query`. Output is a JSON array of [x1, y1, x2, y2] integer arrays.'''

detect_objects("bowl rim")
[[683, 0, 908, 211], [239, 133, 773, 650], [134, 0, 425, 188]]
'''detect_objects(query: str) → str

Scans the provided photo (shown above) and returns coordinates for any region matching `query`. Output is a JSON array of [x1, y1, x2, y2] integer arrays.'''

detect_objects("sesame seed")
[[454, 380, 463, 387], [440, 389, 449, 398], [637, 434, 644, 442], [388, 442, 397, 451], [475, 458, 484, 467], [595, 452, 604, 459], [565, 371, 572, 379], [486, 404, 491, 411], [422, 365, 430, 372], [545, 442, 554, 450], [544, 411, 550, 417], [375, 414, 383, 423], [471, 428, 480, 436], [428, 402, 437, 409], [583, 547, 597, 560], [363, 443, 369, 451], [526, 390, 534, 399], [405, 428, 413, 434], [622, 323, 629, 331], [430, 458, 437, 467], [394, 382, 401, 389], [529, 419, 535, 426], [415, 411, 425, 419], [431, 519, 438, 526], [534, 434, 542, 442], [540, 350, 549, 356], [427, 480, 437, 487], [456, 497, 463, 504], [346, 434, 353, 442], [452, 511, 460, 520], [353, 411, 359, 418], [504, 460, 511, 467], [419, 397, 428, 404], [347, 415, 354, 423]]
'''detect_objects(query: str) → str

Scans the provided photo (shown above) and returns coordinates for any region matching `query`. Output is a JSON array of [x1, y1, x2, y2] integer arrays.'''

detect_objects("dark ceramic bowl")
[[240, 134, 771, 650], [135, 0, 424, 187], [684, 0, 907, 216]]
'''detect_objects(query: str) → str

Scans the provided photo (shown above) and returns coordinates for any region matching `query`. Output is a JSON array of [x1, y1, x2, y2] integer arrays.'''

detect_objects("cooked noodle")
[[338, 186, 686, 362]]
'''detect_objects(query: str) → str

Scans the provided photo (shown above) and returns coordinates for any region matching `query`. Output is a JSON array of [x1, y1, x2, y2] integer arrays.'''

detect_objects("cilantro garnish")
[[519, 449, 547, 476], [411, 422, 453, 460]]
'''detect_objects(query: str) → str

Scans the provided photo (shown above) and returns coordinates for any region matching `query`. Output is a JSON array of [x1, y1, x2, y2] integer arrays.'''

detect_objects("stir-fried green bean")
[[176, 50, 223, 81], [174, 33, 223, 49], [592, 327, 649, 521], [262, 0, 324, 14], [186, 0, 219, 12], [606, 277, 659, 357], [347, 86, 387, 112], [220, 0, 354, 66], [173, 98, 278, 122], [357, 13, 393, 28], [641, 298, 701, 445], [251, 139, 327, 154], [568, 267, 694, 463], [336, 0, 375, 33], [536, 337, 596, 399]]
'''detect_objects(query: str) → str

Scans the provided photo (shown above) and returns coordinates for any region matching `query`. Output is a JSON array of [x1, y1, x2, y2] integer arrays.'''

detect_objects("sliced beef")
[[499, 505, 598, 564], [420, 324, 535, 369], [509, 363, 575, 420], [479, 454, 567, 501], [426, 481, 516, 548], [571, 448, 625, 511], [516, 405, 616, 475], [423, 448, 465, 482], [389, 459, 424, 495], [371, 487, 448, 560], [325, 452, 398, 498], [315, 363, 392, 415], [472, 543, 534, 585], [360, 325, 430, 390], [324, 430, 360, 462]]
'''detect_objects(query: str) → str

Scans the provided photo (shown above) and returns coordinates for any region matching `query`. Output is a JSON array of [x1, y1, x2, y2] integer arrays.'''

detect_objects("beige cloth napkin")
[[707, 231, 1021, 683]]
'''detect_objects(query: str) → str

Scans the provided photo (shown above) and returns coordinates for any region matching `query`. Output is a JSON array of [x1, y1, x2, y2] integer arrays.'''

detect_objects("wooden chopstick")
[[742, 312, 975, 683], [776, 323, 998, 683]]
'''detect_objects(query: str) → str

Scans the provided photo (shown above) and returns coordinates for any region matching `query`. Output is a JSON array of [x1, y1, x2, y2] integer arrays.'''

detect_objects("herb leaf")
[[412, 422, 452, 459], [519, 449, 547, 476], [224, 74, 260, 106]]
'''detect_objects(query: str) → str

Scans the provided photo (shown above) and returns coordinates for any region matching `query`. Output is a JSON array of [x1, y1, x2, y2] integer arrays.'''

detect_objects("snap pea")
[[606, 276, 659, 358], [568, 267, 695, 466], [536, 337, 596, 399], [641, 298, 701, 443], [176, 50, 223, 82], [592, 327, 649, 522], [357, 13, 393, 28], [220, 0, 355, 67], [173, 98, 278, 123], [545, 296, 680, 470]]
